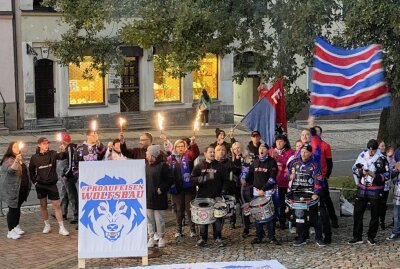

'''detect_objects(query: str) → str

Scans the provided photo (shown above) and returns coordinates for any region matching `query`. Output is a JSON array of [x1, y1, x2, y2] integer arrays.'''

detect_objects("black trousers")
[[321, 182, 338, 223], [172, 189, 196, 233], [200, 217, 223, 241], [7, 190, 26, 231], [379, 190, 389, 225], [61, 176, 79, 220], [278, 187, 288, 226], [201, 110, 209, 123], [295, 203, 324, 241], [353, 196, 380, 240]]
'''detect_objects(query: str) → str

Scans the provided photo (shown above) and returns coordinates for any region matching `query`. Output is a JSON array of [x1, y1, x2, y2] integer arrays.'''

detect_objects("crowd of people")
[[0, 126, 399, 250]]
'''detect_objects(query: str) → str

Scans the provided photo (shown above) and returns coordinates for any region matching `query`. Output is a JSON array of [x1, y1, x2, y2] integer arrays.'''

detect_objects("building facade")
[[7, 0, 235, 131]]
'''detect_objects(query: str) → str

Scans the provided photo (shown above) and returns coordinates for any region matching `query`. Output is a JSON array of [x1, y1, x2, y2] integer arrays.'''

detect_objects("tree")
[[43, 0, 340, 120], [340, 0, 400, 147]]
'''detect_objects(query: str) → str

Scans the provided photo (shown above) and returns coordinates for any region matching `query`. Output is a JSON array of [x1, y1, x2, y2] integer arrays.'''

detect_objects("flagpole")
[[231, 98, 265, 132]]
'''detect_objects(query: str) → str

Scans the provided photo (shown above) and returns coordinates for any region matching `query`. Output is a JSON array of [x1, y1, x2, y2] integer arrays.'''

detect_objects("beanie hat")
[[301, 143, 313, 152], [147, 145, 160, 158]]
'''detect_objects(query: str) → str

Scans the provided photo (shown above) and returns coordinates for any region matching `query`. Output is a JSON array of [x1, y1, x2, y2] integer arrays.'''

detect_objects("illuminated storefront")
[[68, 56, 105, 106], [193, 54, 218, 100], [153, 56, 181, 102]]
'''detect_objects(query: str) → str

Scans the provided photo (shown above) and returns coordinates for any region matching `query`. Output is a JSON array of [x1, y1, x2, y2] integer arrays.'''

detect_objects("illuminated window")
[[68, 56, 104, 106], [193, 54, 218, 99], [154, 56, 181, 102]]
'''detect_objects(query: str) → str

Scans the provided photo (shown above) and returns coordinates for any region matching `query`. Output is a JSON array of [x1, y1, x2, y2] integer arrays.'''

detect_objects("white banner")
[[78, 160, 147, 258], [115, 260, 287, 269]]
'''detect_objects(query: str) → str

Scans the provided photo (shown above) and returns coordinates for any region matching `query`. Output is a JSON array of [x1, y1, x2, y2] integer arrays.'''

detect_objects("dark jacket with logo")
[[146, 156, 173, 210], [246, 157, 278, 191], [191, 159, 229, 199], [29, 150, 67, 185], [287, 157, 323, 195]]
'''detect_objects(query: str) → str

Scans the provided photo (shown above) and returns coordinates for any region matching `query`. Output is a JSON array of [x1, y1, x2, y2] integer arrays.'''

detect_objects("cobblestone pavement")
[[0, 205, 399, 269]]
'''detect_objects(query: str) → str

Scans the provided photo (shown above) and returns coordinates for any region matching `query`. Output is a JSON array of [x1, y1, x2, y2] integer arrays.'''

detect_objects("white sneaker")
[[7, 229, 21, 240], [59, 226, 70, 236], [190, 231, 197, 238], [310, 227, 315, 235], [153, 233, 160, 241], [158, 238, 166, 247], [174, 232, 182, 238], [14, 225, 25, 235], [43, 224, 51, 234], [147, 238, 156, 248]]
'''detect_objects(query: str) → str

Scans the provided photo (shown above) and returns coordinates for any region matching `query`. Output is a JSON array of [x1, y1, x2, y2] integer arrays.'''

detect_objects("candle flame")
[[57, 133, 62, 142], [18, 142, 24, 151], [157, 113, 164, 131], [91, 120, 97, 132]]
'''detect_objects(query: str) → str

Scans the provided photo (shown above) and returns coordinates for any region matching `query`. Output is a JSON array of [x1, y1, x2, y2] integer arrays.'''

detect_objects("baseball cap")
[[301, 144, 312, 152], [37, 137, 50, 144], [61, 133, 71, 143], [251, 130, 261, 137]]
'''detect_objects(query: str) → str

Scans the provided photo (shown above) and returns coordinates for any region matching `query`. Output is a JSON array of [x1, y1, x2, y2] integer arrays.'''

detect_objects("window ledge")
[[68, 104, 107, 109], [154, 102, 185, 106]]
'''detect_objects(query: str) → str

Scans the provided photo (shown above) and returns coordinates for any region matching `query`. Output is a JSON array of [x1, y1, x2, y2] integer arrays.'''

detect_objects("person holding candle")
[[1, 142, 31, 239], [120, 132, 153, 160], [104, 139, 127, 160], [29, 137, 69, 236]]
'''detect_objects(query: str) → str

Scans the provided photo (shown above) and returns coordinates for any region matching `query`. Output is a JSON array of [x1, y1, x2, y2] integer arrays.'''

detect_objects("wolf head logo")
[[80, 176, 145, 242]]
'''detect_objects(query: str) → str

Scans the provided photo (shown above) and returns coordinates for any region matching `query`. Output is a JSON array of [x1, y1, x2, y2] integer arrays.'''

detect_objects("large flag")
[[310, 37, 391, 116], [242, 78, 286, 145]]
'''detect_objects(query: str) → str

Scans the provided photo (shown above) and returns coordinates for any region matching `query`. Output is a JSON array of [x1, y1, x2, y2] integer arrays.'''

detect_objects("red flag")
[[258, 78, 287, 134]]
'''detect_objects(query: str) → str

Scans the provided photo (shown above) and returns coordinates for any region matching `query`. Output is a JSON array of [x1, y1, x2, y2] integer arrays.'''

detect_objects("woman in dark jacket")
[[1, 141, 31, 239], [145, 145, 173, 248]]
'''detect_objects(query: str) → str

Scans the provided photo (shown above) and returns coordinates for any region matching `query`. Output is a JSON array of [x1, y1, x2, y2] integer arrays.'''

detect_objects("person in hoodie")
[[167, 138, 200, 239], [104, 139, 127, 160], [349, 139, 389, 245], [269, 135, 295, 229], [191, 146, 229, 247], [247, 130, 262, 162], [145, 145, 173, 248], [287, 143, 326, 247], [246, 143, 280, 245], [215, 144, 241, 229], [58, 133, 79, 224], [29, 137, 69, 236]]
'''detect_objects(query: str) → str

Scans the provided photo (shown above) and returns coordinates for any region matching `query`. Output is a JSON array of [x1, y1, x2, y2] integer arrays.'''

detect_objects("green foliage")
[[286, 86, 310, 121], [329, 176, 357, 202]]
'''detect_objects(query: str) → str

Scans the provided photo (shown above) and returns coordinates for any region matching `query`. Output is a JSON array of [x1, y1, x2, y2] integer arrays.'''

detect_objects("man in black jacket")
[[119, 132, 153, 160], [247, 130, 262, 162], [246, 143, 280, 245], [29, 137, 69, 236], [191, 146, 229, 247]]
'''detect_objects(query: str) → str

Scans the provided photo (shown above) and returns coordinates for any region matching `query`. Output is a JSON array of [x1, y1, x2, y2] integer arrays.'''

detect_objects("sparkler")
[[18, 142, 24, 152], [157, 113, 164, 134], [193, 109, 202, 136], [56, 133, 62, 143], [91, 120, 97, 133], [119, 117, 126, 132]]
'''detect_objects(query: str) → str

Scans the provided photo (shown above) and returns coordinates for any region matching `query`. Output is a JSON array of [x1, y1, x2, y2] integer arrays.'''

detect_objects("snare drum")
[[223, 195, 236, 217], [285, 190, 318, 210], [190, 198, 216, 225], [213, 202, 228, 218], [249, 196, 275, 223]]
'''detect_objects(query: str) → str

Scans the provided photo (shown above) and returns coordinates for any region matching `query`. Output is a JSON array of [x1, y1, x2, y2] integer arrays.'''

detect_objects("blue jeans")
[[393, 204, 400, 235]]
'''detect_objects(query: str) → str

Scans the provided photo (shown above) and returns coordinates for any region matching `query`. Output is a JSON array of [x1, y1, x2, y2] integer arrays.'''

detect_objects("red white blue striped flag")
[[310, 37, 391, 116]]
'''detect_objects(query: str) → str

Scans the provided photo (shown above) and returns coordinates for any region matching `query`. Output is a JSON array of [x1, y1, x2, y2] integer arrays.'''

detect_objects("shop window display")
[[193, 54, 218, 100], [68, 56, 104, 105], [154, 56, 181, 102]]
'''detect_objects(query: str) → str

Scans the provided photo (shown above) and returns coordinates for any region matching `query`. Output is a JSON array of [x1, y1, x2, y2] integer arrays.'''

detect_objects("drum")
[[223, 195, 236, 217], [285, 190, 319, 210], [249, 196, 275, 223], [213, 202, 228, 218], [190, 198, 216, 225]]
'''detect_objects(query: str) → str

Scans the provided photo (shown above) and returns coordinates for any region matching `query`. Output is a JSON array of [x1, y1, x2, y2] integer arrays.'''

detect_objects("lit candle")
[[119, 117, 126, 132], [157, 113, 164, 134], [56, 133, 62, 142], [91, 120, 97, 133]]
